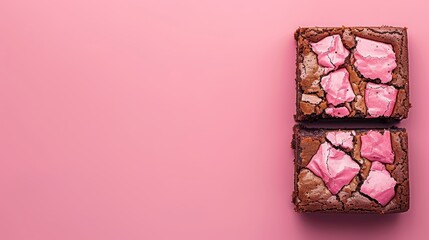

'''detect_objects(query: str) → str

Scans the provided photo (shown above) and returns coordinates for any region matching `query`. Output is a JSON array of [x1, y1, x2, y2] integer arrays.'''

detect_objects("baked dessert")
[[295, 26, 410, 121], [292, 125, 409, 213]]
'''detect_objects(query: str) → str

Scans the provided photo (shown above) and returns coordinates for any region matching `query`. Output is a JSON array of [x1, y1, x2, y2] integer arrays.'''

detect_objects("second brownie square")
[[295, 26, 410, 121], [292, 125, 409, 214]]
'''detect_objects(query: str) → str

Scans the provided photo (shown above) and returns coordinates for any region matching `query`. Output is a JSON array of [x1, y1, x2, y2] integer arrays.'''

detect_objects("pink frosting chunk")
[[365, 82, 398, 117], [360, 130, 394, 164], [311, 35, 350, 72], [360, 161, 396, 206], [326, 131, 355, 149], [321, 68, 355, 106], [354, 37, 397, 83], [306, 142, 360, 194], [325, 106, 350, 118]]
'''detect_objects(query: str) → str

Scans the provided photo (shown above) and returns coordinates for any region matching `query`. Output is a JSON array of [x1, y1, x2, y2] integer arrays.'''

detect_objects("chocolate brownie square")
[[295, 26, 410, 121], [292, 125, 409, 213]]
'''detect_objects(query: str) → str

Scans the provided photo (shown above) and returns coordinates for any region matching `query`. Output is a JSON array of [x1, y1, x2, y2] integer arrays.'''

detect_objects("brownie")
[[295, 26, 410, 121], [292, 125, 409, 213]]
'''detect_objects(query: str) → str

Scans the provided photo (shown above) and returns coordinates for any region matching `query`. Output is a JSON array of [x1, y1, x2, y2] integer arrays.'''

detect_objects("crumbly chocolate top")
[[293, 126, 409, 213], [295, 27, 410, 121]]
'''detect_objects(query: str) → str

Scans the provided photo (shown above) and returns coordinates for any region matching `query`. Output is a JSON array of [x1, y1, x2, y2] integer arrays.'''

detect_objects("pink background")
[[0, 0, 428, 239]]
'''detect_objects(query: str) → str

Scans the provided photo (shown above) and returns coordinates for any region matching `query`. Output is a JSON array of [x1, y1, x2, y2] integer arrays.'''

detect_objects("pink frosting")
[[311, 35, 350, 72], [326, 131, 355, 149], [360, 130, 394, 164], [365, 82, 398, 117], [321, 68, 355, 106], [354, 37, 397, 83], [325, 106, 350, 118], [360, 161, 396, 206], [306, 142, 360, 194]]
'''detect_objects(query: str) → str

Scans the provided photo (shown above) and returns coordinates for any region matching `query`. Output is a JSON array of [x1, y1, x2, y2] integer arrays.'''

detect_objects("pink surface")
[[325, 106, 350, 118], [361, 162, 397, 206], [361, 130, 395, 164], [365, 82, 398, 117], [306, 142, 360, 194], [354, 37, 397, 83], [320, 68, 355, 106], [311, 34, 350, 72], [326, 131, 355, 150], [0, 0, 428, 240]]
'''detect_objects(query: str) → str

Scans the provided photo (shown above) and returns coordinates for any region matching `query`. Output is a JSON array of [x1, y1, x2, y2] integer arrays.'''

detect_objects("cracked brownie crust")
[[292, 125, 409, 214], [295, 26, 410, 121]]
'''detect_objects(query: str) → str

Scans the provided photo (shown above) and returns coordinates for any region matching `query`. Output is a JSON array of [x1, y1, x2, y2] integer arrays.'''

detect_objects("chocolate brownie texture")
[[292, 125, 409, 214], [295, 26, 410, 121]]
